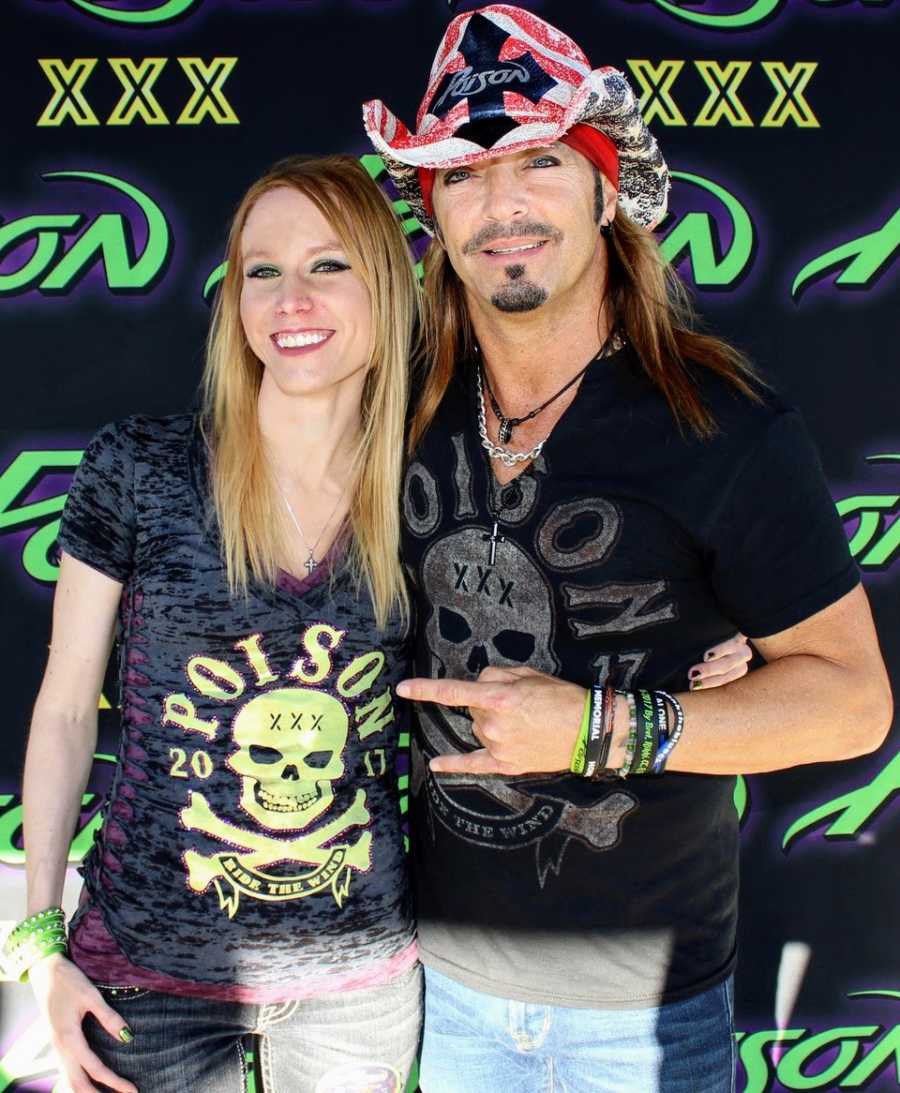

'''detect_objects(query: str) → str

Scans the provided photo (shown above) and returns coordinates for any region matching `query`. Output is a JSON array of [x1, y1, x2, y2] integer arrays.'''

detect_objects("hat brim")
[[363, 68, 669, 234]]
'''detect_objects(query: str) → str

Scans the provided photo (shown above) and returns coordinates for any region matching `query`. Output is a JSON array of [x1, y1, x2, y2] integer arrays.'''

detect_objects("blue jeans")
[[420, 966, 735, 1093], [83, 965, 422, 1093]]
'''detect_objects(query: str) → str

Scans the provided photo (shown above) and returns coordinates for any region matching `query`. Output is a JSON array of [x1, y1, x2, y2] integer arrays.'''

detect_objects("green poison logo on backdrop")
[[42, 0, 202, 24], [784, 446, 899, 850], [0, 450, 83, 582], [0, 171, 172, 296], [737, 995, 900, 1092], [0, 789, 104, 867], [837, 455, 900, 570], [793, 207, 900, 300], [782, 750, 899, 850], [658, 171, 755, 289], [628, 0, 892, 31]]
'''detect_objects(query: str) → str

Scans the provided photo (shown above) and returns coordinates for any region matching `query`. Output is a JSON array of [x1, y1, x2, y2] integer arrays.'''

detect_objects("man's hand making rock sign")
[[395, 634, 752, 776]]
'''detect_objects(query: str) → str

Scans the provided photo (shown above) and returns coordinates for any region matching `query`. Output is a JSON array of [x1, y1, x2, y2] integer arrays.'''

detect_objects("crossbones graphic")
[[182, 788, 372, 894]]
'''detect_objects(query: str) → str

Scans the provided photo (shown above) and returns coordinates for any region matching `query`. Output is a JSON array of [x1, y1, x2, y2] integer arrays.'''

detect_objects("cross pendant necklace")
[[480, 326, 620, 447], [481, 328, 616, 444], [275, 479, 347, 579], [483, 519, 506, 566]]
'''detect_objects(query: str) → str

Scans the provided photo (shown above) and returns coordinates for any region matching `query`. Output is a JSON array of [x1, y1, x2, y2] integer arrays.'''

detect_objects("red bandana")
[[416, 124, 620, 219]]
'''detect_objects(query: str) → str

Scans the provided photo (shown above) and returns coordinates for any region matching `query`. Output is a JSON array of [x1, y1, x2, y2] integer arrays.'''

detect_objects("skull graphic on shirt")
[[227, 688, 349, 831], [421, 527, 558, 751]]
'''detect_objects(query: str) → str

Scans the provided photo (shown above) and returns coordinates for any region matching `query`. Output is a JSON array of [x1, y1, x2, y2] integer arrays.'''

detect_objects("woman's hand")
[[28, 953, 137, 1093], [688, 633, 752, 690]]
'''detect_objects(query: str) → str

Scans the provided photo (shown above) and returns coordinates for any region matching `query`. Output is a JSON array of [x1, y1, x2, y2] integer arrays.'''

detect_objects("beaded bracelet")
[[3, 907, 68, 983], [616, 692, 639, 778], [569, 689, 592, 775]]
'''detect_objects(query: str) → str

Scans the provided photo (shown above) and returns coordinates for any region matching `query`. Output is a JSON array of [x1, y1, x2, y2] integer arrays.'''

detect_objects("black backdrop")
[[1, 2, 898, 1090]]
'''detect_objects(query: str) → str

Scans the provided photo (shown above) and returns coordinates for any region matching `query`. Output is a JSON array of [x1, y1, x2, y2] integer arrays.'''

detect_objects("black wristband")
[[583, 680, 607, 778]]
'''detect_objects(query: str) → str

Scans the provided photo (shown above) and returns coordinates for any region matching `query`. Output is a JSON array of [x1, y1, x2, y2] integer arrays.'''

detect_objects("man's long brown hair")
[[408, 208, 761, 455]]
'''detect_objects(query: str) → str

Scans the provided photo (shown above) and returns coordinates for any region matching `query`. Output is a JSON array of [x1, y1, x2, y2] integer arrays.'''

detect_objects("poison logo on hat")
[[427, 13, 558, 128]]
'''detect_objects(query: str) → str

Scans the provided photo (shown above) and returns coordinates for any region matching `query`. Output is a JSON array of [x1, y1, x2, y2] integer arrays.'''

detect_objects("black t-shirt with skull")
[[401, 347, 858, 1008], [58, 415, 414, 988]]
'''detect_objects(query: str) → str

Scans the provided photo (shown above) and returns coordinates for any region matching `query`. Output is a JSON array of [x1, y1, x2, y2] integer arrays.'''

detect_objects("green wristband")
[[3, 907, 68, 983], [569, 689, 592, 774], [8, 940, 67, 983]]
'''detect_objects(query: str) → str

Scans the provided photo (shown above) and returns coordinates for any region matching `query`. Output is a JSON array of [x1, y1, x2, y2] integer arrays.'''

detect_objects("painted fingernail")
[[691, 679, 704, 690], [689, 668, 701, 679], [119, 1027, 134, 1043], [705, 650, 715, 660]]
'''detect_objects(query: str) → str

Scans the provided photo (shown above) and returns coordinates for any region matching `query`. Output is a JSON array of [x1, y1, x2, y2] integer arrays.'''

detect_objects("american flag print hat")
[[362, 4, 670, 234]]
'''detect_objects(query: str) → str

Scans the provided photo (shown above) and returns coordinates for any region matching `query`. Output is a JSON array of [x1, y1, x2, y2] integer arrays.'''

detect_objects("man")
[[364, 6, 892, 1090]]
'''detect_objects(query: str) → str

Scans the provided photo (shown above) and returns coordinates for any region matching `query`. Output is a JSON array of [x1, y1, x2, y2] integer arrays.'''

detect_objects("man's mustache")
[[462, 222, 562, 255]]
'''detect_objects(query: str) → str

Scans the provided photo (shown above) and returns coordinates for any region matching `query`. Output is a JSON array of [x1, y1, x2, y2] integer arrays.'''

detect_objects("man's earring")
[[600, 222, 613, 239]]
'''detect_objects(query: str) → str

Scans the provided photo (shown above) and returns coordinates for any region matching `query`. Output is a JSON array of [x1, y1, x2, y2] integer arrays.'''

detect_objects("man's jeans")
[[420, 966, 735, 1093], [83, 964, 422, 1093]]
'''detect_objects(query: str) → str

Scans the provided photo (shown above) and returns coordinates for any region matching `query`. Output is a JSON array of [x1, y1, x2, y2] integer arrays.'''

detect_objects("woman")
[[10, 154, 749, 1093], [16, 155, 421, 1093]]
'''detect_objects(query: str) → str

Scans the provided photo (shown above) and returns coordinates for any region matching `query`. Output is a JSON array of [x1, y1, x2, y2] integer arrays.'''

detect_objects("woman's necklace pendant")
[[304, 553, 318, 575]]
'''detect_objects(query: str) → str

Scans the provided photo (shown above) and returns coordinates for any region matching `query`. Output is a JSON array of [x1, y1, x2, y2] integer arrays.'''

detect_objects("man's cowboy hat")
[[362, 4, 669, 234]]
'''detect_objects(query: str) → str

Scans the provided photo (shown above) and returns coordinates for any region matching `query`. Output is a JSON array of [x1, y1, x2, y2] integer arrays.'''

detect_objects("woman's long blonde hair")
[[202, 154, 418, 627], [409, 194, 760, 454]]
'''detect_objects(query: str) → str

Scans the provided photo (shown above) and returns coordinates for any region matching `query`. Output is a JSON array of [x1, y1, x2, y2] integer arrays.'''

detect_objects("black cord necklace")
[[481, 327, 618, 444]]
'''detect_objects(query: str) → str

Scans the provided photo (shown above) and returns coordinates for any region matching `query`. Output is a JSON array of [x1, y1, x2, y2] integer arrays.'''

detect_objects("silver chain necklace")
[[476, 376, 547, 468], [475, 329, 624, 469], [275, 480, 347, 576]]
